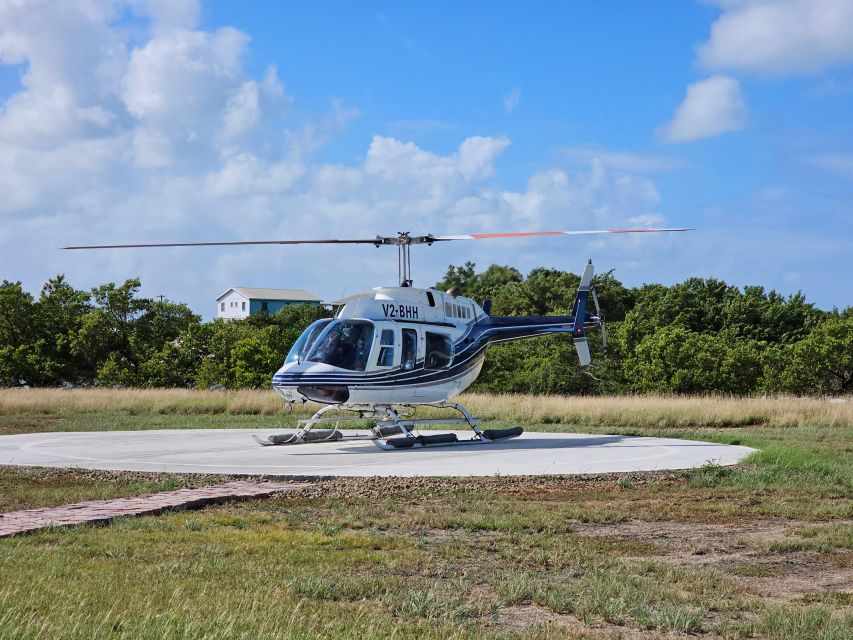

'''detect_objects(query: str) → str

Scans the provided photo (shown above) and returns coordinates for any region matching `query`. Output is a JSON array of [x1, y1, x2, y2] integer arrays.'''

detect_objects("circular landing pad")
[[0, 429, 756, 478]]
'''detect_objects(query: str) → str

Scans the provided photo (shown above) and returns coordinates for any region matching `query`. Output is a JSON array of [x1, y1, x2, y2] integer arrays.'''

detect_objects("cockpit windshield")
[[284, 319, 332, 365], [304, 320, 375, 371]]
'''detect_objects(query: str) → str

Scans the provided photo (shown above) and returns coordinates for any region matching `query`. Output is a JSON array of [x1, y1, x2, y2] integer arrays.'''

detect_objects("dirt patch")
[[572, 518, 795, 547], [729, 552, 852, 601], [287, 472, 686, 500], [572, 519, 853, 603], [0, 466, 681, 499]]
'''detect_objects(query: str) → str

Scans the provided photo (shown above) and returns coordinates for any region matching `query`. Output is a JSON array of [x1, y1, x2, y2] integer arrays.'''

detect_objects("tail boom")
[[474, 260, 602, 367]]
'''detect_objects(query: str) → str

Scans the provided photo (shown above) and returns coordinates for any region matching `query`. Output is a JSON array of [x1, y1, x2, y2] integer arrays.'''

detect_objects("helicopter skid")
[[252, 429, 347, 446], [253, 402, 519, 450], [253, 404, 375, 446], [373, 426, 523, 450]]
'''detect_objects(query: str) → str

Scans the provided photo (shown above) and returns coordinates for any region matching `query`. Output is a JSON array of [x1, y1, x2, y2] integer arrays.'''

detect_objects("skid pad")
[[252, 429, 349, 446], [373, 426, 523, 450]]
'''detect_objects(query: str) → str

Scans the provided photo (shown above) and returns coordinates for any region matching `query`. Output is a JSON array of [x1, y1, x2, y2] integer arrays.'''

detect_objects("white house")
[[216, 287, 323, 320]]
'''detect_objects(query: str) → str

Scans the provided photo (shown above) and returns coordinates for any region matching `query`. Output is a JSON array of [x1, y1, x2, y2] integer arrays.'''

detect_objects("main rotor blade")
[[62, 227, 694, 250], [62, 238, 382, 250], [435, 228, 694, 240]]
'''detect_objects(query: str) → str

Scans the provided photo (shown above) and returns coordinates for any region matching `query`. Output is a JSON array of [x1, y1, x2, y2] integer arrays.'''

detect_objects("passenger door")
[[413, 330, 455, 399], [424, 331, 453, 369]]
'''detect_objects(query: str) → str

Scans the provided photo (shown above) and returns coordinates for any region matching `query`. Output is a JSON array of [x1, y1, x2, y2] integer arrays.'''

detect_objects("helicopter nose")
[[273, 385, 301, 402], [296, 385, 350, 404]]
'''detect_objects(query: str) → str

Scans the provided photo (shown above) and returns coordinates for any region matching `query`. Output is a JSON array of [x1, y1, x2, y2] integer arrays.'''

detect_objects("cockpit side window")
[[376, 328, 396, 368], [424, 332, 453, 369], [305, 320, 375, 371]]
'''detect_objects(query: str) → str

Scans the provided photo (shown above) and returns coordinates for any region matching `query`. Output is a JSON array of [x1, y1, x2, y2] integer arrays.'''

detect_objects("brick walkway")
[[0, 481, 303, 538]]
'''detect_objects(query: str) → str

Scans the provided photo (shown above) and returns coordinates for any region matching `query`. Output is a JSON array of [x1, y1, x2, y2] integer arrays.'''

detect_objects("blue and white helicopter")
[[65, 228, 690, 449]]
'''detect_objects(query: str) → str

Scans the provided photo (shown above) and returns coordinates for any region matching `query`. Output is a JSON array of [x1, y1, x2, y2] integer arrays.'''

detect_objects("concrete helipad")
[[0, 429, 756, 478]]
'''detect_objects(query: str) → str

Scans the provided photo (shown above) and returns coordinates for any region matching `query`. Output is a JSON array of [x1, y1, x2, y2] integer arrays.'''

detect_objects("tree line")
[[1, 267, 851, 395]]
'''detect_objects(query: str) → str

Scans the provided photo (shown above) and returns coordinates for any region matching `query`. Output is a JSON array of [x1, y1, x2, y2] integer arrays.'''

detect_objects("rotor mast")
[[373, 232, 436, 287]]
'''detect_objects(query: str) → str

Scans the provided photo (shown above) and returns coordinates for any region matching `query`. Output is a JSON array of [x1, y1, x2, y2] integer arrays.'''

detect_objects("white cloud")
[[629, 213, 666, 228], [807, 153, 853, 179], [659, 75, 746, 143], [699, 0, 853, 76], [0, 0, 672, 317], [293, 97, 359, 156], [221, 81, 261, 140], [503, 87, 521, 114], [457, 136, 511, 179], [122, 27, 250, 125], [363, 135, 509, 184], [560, 146, 690, 173], [386, 119, 458, 137], [0, 0, 126, 147], [659, 1, 853, 142], [475, 160, 661, 230], [205, 153, 304, 198], [130, 0, 200, 33]]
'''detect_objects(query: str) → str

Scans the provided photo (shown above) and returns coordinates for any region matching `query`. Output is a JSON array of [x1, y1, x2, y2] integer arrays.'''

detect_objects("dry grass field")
[[2, 387, 852, 428], [0, 388, 851, 639]]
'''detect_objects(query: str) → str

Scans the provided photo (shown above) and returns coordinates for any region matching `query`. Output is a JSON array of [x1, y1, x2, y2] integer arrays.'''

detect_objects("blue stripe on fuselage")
[[272, 313, 597, 389]]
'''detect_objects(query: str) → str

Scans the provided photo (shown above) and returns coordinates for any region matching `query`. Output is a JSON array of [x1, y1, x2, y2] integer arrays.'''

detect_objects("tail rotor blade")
[[590, 285, 602, 316], [589, 282, 607, 357]]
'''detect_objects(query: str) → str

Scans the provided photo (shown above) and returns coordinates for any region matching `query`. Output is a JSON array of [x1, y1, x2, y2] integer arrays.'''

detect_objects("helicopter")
[[64, 227, 692, 449]]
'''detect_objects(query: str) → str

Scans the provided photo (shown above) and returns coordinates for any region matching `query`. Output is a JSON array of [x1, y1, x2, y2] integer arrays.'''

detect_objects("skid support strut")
[[254, 402, 523, 449], [372, 402, 523, 450], [253, 404, 362, 446]]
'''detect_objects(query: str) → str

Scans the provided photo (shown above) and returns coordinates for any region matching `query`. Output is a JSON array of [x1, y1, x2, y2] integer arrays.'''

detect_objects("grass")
[[0, 389, 852, 638], [791, 523, 853, 549], [0, 388, 291, 416], [720, 606, 853, 640], [2, 388, 852, 428]]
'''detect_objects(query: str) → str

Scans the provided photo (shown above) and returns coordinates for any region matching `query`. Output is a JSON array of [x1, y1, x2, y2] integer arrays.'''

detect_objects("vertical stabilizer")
[[571, 260, 594, 366]]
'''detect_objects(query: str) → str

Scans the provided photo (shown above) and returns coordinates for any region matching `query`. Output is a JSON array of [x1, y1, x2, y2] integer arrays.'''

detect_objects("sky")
[[1, 0, 852, 318]]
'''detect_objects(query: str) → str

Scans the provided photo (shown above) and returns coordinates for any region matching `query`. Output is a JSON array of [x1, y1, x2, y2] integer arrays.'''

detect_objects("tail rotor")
[[589, 284, 607, 357], [570, 260, 607, 366], [570, 261, 594, 366]]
